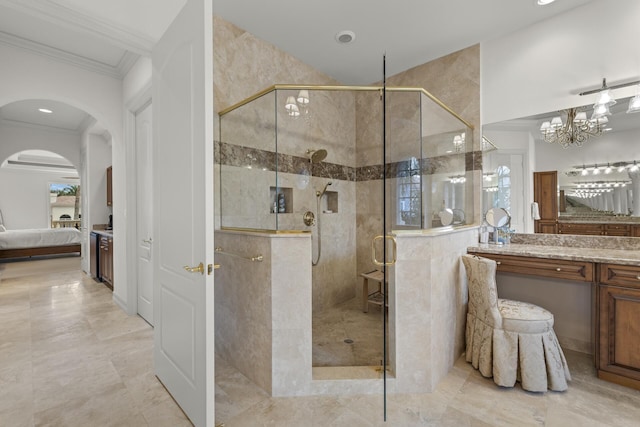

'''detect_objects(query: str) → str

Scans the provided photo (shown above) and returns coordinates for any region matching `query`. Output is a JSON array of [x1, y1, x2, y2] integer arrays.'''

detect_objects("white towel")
[[531, 202, 541, 220]]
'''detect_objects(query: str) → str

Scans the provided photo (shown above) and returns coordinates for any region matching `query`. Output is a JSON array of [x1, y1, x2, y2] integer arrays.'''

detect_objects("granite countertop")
[[467, 243, 640, 266], [559, 219, 640, 225], [92, 229, 113, 237]]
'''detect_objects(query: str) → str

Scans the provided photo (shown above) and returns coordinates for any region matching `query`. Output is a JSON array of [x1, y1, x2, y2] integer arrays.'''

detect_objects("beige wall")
[[213, 16, 357, 313], [213, 16, 482, 389]]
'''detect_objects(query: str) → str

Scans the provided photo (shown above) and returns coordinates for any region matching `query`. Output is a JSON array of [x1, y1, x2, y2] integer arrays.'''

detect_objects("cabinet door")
[[533, 171, 557, 234], [107, 238, 114, 286], [106, 166, 113, 207], [598, 284, 640, 386]]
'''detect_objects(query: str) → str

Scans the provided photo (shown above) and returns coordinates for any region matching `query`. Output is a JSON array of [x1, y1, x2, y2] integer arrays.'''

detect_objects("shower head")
[[307, 149, 328, 163]]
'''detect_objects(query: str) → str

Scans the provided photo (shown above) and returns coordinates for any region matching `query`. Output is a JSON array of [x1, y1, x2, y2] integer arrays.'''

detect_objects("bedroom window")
[[50, 183, 81, 228]]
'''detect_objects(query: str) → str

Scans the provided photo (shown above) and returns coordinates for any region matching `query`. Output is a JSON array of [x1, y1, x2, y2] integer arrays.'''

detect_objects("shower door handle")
[[371, 235, 397, 266]]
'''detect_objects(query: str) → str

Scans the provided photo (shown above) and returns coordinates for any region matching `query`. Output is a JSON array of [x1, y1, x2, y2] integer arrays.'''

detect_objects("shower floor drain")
[[344, 338, 354, 344]]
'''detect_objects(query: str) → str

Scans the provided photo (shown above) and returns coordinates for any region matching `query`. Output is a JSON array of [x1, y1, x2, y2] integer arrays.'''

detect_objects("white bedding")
[[0, 228, 82, 250]]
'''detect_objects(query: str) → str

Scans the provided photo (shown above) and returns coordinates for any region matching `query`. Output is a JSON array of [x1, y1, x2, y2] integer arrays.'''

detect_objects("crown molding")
[[0, 31, 138, 79], [1, 117, 81, 135], [0, 0, 154, 55]]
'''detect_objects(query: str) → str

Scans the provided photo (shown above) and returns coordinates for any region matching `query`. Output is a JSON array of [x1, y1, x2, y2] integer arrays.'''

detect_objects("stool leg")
[[362, 278, 369, 313]]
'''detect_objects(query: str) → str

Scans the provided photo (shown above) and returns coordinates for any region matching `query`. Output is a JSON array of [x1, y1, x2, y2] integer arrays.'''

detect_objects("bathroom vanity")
[[468, 233, 640, 391]]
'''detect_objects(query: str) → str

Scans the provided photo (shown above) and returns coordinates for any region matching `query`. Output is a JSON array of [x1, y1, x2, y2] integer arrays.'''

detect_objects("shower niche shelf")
[[322, 191, 338, 214], [270, 186, 293, 213]]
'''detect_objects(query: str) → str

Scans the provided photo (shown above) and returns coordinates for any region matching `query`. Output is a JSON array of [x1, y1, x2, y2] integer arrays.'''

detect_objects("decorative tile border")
[[216, 141, 479, 182]]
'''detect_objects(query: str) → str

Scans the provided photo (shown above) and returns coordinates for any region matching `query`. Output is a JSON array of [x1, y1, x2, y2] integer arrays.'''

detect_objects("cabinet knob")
[[556, 267, 561, 271], [636, 275, 640, 280], [496, 261, 501, 265]]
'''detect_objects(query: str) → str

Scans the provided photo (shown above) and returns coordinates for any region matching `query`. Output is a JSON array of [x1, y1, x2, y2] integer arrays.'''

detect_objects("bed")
[[0, 227, 82, 259]]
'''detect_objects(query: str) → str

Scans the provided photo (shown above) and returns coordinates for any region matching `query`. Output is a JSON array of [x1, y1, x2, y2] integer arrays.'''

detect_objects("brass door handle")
[[371, 235, 397, 266], [143, 238, 153, 244], [183, 262, 204, 275]]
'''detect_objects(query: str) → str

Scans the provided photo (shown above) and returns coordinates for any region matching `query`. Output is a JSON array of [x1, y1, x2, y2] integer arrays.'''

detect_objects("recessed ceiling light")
[[537, 0, 556, 5], [335, 30, 356, 45], [38, 108, 53, 114]]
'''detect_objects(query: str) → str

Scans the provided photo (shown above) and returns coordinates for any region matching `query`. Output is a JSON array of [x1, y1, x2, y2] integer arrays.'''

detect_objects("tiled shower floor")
[[312, 296, 386, 367]]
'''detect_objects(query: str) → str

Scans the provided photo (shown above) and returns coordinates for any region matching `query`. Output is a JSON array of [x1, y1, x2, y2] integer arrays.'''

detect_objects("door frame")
[[124, 82, 153, 316]]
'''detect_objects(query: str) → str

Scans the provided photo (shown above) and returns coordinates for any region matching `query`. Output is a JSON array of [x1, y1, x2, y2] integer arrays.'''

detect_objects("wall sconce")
[[628, 85, 640, 114], [580, 77, 640, 118], [449, 175, 466, 184]]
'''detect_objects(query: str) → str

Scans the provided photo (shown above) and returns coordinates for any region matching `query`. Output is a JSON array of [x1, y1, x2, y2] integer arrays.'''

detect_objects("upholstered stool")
[[462, 254, 571, 392]]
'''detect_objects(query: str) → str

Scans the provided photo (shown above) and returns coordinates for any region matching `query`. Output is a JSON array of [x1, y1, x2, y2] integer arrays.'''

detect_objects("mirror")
[[485, 207, 510, 228], [439, 208, 454, 226], [483, 95, 640, 233]]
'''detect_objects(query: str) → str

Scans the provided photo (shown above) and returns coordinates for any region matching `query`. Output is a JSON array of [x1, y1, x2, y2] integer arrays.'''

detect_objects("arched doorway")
[[0, 99, 113, 274]]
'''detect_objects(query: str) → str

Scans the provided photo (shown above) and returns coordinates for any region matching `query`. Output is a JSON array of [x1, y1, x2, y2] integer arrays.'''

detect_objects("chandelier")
[[539, 108, 607, 149]]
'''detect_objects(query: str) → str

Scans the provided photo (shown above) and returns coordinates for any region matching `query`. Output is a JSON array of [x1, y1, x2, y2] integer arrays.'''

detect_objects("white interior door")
[[152, 0, 214, 426], [136, 102, 154, 324]]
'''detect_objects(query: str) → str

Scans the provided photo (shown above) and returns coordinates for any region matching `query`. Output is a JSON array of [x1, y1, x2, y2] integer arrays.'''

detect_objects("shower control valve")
[[303, 211, 316, 226]]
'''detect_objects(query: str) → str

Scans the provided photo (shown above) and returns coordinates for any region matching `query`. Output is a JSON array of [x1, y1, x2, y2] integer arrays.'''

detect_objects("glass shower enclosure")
[[217, 84, 474, 419]]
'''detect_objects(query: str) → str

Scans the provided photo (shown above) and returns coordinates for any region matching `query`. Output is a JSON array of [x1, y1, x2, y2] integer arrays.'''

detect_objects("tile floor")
[[0, 257, 191, 427], [3, 257, 640, 426]]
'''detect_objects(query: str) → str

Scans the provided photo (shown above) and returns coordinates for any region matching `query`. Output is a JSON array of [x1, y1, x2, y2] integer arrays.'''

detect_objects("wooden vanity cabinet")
[[597, 263, 640, 390]]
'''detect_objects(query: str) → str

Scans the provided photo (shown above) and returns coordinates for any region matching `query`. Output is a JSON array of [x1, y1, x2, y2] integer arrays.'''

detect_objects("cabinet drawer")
[[600, 264, 640, 289], [468, 253, 594, 282], [558, 223, 603, 235], [604, 224, 631, 236]]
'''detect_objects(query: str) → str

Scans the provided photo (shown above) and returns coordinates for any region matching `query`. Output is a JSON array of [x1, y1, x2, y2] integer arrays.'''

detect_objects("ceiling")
[[0, 0, 598, 131], [0, 0, 597, 85]]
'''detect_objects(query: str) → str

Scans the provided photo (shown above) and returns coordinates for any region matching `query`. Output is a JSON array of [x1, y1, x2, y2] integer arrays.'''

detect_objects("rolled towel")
[[531, 202, 541, 220]]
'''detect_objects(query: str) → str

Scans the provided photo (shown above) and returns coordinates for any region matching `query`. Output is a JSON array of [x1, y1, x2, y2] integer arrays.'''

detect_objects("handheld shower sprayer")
[[316, 181, 332, 198]]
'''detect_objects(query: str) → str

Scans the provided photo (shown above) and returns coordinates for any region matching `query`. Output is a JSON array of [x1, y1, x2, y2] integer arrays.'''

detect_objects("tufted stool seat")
[[498, 299, 555, 333], [462, 254, 571, 392]]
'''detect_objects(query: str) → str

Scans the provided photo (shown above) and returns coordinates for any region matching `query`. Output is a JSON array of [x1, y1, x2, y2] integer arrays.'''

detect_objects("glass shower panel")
[[218, 91, 277, 230], [385, 90, 423, 231], [420, 92, 473, 228]]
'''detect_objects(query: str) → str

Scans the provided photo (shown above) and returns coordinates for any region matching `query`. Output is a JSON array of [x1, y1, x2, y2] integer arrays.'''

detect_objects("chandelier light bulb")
[[592, 165, 600, 175], [285, 96, 297, 112], [573, 111, 588, 123], [604, 163, 612, 174], [296, 90, 310, 105], [581, 167, 588, 176]]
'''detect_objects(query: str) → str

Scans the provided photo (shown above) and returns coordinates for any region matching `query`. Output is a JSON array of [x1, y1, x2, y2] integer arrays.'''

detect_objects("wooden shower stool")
[[360, 270, 387, 313]]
